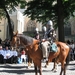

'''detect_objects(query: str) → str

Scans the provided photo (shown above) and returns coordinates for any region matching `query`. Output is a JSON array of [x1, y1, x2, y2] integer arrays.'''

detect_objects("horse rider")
[[42, 26, 47, 39], [34, 27, 40, 40], [42, 20, 57, 52], [42, 20, 56, 42], [42, 26, 50, 60], [42, 20, 58, 71]]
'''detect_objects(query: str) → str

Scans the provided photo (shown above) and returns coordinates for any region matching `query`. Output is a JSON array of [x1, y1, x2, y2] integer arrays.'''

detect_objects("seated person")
[[10, 47, 18, 63], [21, 48, 28, 63], [3, 46, 12, 64], [0, 45, 4, 64]]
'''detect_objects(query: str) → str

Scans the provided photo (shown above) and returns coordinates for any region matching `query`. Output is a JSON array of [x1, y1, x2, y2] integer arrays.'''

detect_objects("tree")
[[24, 0, 75, 42], [0, 0, 26, 40]]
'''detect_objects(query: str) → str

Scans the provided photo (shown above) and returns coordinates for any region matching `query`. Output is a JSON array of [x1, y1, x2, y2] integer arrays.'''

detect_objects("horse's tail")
[[65, 47, 70, 67]]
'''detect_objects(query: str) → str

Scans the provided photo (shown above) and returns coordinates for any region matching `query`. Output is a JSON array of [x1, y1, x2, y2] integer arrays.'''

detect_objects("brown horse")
[[11, 31, 43, 75], [11, 31, 70, 75], [45, 42, 70, 75]]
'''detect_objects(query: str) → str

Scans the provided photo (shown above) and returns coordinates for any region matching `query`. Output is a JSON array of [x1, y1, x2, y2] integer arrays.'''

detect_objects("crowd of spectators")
[[0, 38, 28, 64]]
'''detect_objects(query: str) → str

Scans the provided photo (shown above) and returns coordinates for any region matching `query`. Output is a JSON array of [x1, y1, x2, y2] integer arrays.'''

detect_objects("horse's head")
[[11, 31, 41, 52], [10, 31, 20, 48]]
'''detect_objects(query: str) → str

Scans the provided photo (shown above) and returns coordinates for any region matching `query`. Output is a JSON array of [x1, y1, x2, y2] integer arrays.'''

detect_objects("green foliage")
[[0, 9, 6, 19], [0, 0, 26, 19], [24, 0, 75, 24], [0, 0, 26, 40], [24, 0, 75, 42]]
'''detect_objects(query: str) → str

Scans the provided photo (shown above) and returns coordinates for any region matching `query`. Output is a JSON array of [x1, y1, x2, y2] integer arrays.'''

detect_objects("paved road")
[[0, 61, 75, 75]]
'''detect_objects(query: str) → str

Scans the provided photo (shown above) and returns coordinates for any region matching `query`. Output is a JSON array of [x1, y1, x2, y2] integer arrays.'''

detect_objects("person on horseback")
[[42, 20, 57, 52], [42, 26, 47, 39], [34, 27, 40, 40], [46, 20, 56, 42]]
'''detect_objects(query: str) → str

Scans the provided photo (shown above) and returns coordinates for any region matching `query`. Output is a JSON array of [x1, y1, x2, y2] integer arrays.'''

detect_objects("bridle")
[[17, 36, 21, 45], [16, 36, 22, 48], [15, 36, 32, 49], [11, 35, 21, 49]]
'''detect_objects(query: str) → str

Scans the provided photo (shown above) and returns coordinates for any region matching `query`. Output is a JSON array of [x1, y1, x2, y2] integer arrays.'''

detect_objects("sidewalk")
[[0, 61, 75, 75]]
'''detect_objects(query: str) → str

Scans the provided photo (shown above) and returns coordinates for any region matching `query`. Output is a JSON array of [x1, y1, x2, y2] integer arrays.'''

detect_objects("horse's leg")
[[52, 57, 59, 72], [34, 66, 42, 75], [63, 65, 66, 75], [51, 58, 56, 71], [63, 61, 68, 75], [34, 60, 42, 75], [60, 66, 63, 75], [38, 66, 42, 75], [63, 49, 70, 75], [34, 65, 38, 75], [37, 60, 42, 75], [28, 55, 32, 68], [45, 58, 52, 68], [51, 60, 58, 72], [60, 62, 65, 75]]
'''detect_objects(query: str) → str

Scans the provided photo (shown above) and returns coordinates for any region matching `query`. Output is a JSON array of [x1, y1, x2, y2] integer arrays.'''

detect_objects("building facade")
[[0, 8, 42, 41]]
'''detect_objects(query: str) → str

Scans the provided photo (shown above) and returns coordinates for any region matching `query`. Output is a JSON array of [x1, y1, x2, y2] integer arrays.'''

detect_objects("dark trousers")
[[0, 54, 4, 64], [3, 56, 18, 64], [13, 56, 18, 63], [7, 56, 14, 64], [4, 56, 14, 64]]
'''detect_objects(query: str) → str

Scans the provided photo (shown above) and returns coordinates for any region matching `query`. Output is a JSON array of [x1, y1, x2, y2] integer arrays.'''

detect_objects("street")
[[0, 61, 75, 75]]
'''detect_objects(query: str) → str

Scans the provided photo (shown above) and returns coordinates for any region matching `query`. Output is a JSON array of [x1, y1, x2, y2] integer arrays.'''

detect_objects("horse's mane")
[[18, 34, 34, 45]]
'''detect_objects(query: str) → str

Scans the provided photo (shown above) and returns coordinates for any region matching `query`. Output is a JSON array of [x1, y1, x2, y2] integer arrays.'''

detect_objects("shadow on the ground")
[[0, 62, 75, 75], [0, 64, 51, 74]]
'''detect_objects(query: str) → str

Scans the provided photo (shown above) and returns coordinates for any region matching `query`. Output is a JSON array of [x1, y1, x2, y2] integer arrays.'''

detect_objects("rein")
[[15, 35, 33, 49]]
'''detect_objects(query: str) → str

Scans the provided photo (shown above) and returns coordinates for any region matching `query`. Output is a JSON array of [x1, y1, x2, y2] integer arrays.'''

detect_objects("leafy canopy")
[[0, 0, 26, 19], [24, 0, 75, 24], [0, 0, 26, 40]]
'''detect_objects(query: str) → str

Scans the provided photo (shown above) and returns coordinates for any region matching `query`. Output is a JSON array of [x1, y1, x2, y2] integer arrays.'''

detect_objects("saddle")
[[50, 42, 57, 52]]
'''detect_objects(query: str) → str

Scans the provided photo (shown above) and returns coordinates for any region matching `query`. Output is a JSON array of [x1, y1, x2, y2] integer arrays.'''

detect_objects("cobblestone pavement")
[[0, 61, 75, 75]]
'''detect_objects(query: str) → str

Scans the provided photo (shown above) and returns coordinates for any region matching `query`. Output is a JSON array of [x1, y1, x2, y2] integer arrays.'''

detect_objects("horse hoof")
[[53, 70, 57, 72], [52, 69, 57, 72], [27, 66, 31, 69], [44, 65, 47, 68]]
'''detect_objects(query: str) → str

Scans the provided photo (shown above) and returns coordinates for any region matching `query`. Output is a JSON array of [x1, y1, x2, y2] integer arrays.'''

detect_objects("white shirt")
[[3, 50, 11, 59], [0, 49, 4, 55], [13, 50, 18, 56], [70, 44, 75, 49]]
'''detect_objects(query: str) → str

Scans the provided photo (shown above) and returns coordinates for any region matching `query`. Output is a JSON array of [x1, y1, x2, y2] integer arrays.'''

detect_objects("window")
[[27, 20, 36, 31]]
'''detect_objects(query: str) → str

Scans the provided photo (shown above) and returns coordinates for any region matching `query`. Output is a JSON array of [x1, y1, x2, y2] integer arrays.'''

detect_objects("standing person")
[[67, 40, 71, 45], [70, 41, 75, 60]]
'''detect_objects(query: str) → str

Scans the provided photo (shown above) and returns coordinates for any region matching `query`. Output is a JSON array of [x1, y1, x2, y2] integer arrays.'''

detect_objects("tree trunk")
[[4, 8, 13, 40], [57, 0, 65, 42]]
